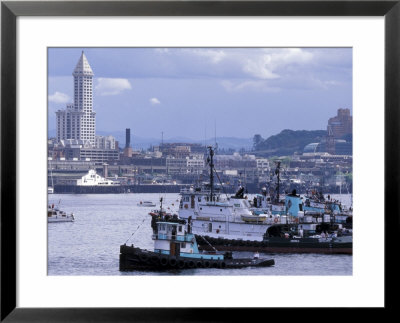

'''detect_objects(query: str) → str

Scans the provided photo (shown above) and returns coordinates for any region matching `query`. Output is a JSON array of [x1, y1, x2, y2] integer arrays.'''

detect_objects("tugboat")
[[119, 203, 275, 271]]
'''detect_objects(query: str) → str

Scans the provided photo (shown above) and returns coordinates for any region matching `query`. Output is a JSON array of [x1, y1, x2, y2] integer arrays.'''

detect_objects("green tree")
[[253, 134, 263, 150]]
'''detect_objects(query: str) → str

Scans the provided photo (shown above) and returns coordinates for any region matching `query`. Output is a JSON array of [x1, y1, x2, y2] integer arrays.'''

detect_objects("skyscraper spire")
[[73, 51, 94, 76]]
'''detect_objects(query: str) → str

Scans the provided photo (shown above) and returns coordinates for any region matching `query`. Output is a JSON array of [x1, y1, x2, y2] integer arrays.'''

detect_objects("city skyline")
[[48, 47, 352, 141]]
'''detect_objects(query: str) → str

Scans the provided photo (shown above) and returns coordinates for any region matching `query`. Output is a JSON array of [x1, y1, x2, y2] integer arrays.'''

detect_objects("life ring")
[[216, 229, 220, 234], [177, 259, 185, 269], [274, 218, 278, 223], [150, 255, 159, 264], [139, 253, 148, 262], [169, 258, 177, 267], [294, 218, 299, 223], [160, 257, 168, 266]]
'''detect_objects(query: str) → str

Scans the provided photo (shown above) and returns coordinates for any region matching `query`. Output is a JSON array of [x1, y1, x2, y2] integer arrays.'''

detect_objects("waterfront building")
[[186, 154, 205, 174], [159, 143, 205, 158], [166, 157, 189, 174], [56, 51, 96, 146], [55, 139, 119, 163], [214, 153, 257, 169], [79, 148, 119, 163], [256, 158, 270, 175]]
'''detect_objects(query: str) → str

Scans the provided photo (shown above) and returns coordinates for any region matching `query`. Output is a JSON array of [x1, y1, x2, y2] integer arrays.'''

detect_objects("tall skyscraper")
[[56, 51, 96, 146]]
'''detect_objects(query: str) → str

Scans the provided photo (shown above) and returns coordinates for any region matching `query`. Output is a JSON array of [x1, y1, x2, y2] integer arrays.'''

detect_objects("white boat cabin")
[[178, 187, 253, 222], [77, 169, 120, 186]]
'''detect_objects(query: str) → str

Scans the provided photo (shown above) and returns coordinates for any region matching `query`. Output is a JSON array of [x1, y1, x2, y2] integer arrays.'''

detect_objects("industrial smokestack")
[[103, 163, 108, 178], [125, 128, 131, 148]]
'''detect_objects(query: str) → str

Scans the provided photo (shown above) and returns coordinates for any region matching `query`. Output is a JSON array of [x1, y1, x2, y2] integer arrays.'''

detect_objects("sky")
[[48, 47, 352, 141]]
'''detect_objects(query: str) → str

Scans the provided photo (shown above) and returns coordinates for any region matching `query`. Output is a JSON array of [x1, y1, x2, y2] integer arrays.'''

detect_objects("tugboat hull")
[[119, 244, 274, 271]]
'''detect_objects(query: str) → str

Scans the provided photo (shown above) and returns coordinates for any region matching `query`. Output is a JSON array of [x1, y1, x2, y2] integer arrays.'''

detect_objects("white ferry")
[[77, 169, 120, 186]]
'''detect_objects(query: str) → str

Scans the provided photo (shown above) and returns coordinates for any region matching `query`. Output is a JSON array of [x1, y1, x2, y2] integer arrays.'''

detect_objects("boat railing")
[[152, 233, 194, 242]]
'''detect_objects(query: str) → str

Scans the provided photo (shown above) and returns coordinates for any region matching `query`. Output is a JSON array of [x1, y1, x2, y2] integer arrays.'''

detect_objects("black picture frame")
[[1, 1, 397, 321]]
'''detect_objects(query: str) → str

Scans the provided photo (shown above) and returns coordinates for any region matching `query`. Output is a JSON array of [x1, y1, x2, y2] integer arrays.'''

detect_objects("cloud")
[[177, 48, 316, 83], [242, 48, 314, 80], [221, 80, 280, 93], [242, 57, 280, 80], [149, 98, 161, 105], [95, 78, 132, 96], [154, 48, 170, 54], [188, 49, 227, 64], [48, 91, 70, 103]]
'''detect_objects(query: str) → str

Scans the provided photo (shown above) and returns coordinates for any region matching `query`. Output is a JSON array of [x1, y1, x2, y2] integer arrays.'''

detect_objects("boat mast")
[[275, 161, 281, 202], [49, 158, 54, 188], [207, 146, 214, 202]]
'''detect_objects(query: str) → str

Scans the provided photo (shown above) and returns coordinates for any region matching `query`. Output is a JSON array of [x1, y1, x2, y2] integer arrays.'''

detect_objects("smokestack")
[[103, 163, 108, 178], [125, 128, 131, 148]]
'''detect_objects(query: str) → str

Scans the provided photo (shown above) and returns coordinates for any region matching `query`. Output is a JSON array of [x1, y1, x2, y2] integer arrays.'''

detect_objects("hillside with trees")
[[253, 129, 327, 156]]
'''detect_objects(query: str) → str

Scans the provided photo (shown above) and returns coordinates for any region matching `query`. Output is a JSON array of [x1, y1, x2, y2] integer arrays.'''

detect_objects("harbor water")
[[48, 193, 352, 276]]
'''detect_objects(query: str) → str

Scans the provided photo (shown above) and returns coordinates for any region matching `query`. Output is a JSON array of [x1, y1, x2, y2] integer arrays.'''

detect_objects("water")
[[48, 193, 352, 276]]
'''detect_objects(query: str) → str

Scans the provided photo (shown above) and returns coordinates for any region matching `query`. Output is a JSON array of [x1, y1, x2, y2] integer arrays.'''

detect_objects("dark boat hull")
[[119, 244, 274, 271], [195, 236, 352, 255]]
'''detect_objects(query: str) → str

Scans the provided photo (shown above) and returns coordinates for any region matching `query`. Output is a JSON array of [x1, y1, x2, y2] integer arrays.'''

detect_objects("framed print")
[[1, 0, 398, 321]]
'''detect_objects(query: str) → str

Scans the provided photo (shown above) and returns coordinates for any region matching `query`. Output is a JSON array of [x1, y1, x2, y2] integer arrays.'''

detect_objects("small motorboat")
[[48, 204, 74, 223], [137, 201, 156, 207]]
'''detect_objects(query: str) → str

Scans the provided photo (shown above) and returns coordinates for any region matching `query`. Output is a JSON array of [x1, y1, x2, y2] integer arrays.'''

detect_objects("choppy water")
[[48, 193, 352, 276]]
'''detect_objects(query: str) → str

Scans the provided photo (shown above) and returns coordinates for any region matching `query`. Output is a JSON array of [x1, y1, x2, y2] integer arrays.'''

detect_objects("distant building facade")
[[54, 139, 119, 163], [159, 143, 205, 158], [95, 135, 116, 150], [327, 108, 352, 139], [303, 108, 353, 156]]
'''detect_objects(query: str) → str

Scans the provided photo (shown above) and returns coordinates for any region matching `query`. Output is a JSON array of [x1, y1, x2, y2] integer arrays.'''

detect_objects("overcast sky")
[[48, 47, 352, 140]]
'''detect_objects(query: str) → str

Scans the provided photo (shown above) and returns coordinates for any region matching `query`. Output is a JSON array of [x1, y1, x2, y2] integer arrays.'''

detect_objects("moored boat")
[[196, 223, 352, 254]]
